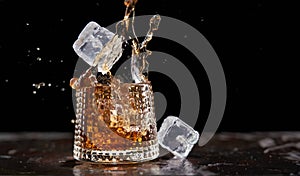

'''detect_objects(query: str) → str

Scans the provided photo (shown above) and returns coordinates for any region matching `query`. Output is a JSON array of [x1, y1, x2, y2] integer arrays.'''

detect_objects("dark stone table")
[[0, 132, 299, 175]]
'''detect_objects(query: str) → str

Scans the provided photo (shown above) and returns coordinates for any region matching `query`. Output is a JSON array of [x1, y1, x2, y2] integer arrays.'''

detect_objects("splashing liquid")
[[131, 14, 161, 83], [70, 0, 161, 86], [121, 0, 161, 83]]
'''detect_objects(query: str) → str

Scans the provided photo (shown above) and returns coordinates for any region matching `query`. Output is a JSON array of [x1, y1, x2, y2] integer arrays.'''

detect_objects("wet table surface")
[[0, 132, 299, 175]]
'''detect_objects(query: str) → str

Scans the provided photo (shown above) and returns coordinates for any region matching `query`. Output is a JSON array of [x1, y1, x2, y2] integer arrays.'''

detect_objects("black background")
[[0, 0, 299, 132]]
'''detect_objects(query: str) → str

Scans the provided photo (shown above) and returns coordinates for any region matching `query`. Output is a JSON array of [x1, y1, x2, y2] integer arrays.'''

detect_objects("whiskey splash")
[[70, 0, 161, 163], [131, 14, 161, 83]]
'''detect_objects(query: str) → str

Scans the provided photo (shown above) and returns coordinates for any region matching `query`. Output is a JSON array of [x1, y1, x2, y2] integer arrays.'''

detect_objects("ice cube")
[[73, 21, 113, 65], [73, 21, 123, 74], [158, 116, 199, 158]]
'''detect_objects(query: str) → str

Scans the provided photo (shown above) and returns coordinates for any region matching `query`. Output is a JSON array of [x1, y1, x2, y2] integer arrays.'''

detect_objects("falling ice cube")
[[73, 21, 121, 73], [158, 116, 199, 158]]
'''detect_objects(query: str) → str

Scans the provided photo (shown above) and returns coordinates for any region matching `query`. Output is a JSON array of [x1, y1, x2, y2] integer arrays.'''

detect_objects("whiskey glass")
[[73, 82, 159, 164]]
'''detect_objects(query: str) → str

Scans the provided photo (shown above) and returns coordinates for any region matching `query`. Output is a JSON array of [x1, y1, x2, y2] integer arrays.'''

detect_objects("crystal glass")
[[73, 82, 159, 163]]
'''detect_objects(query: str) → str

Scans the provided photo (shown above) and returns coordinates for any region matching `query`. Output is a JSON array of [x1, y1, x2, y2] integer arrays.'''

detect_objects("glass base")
[[73, 141, 159, 164]]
